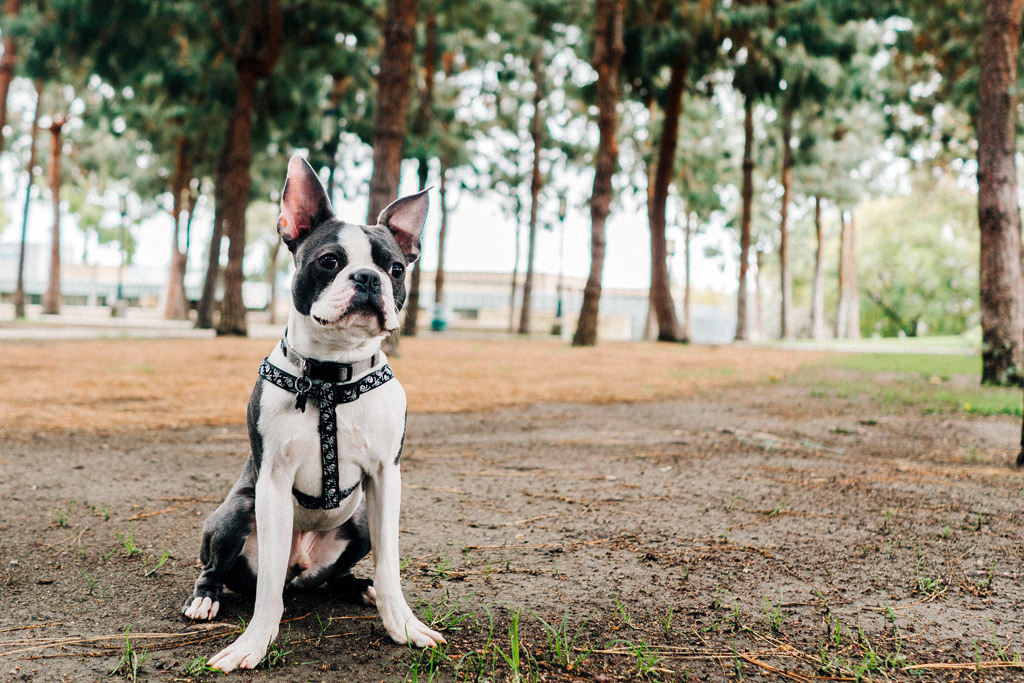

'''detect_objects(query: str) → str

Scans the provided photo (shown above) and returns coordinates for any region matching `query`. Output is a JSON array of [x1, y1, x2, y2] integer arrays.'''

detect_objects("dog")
[[182, 156, 444, 672]]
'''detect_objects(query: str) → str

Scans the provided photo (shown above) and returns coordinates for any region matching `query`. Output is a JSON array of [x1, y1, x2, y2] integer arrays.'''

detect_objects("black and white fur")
[[182, 156, 444, 672]]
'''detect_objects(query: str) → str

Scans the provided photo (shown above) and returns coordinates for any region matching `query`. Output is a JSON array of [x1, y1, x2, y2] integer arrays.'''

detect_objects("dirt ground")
[[2, 338, 1024, 682]]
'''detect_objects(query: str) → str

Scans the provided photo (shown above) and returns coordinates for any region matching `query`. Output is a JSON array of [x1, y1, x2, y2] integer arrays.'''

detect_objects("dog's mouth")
[[312, 300, 390, 330]]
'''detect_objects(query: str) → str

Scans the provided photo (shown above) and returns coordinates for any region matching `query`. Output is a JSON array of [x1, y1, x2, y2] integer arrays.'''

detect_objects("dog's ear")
[[278, 156, 333, 249], [376, 189, 429, 264]]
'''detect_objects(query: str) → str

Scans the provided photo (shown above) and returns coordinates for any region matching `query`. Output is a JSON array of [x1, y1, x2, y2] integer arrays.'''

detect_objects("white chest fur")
[[256, 351, 407, 532]]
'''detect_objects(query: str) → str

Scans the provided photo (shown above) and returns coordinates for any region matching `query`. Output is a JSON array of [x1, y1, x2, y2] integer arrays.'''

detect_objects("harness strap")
[[257, 358, 394, 509]]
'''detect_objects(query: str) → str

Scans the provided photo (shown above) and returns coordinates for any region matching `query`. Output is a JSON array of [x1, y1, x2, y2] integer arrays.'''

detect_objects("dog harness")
[[257, 336, 394, 510]]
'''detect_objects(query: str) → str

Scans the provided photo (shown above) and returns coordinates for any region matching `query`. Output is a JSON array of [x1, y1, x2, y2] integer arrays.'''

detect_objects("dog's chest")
[[255, 375, 406, 505]]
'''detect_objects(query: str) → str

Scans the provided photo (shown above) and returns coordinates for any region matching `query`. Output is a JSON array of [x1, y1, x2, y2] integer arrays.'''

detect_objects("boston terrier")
[[182, 156, 444, 671]]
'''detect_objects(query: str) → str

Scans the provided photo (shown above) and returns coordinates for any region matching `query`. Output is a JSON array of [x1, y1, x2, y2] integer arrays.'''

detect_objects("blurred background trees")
[[1, 0, 1023, 385]]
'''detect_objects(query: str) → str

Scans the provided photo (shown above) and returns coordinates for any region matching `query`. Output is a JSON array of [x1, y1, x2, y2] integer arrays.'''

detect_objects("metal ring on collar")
[[295, 376, 314, 394]]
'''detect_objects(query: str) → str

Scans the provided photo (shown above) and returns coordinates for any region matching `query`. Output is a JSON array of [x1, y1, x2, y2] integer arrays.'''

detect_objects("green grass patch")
[[827, 353, 979, 378], [805, 353, 1022, 417]]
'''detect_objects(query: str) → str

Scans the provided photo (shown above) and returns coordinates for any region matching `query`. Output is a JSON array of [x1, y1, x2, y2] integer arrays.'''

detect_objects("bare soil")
[[2, 338, 1023, 682]]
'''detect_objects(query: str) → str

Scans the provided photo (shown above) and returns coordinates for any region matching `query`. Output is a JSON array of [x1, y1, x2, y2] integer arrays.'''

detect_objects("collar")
[[280, 333, 380, 383]]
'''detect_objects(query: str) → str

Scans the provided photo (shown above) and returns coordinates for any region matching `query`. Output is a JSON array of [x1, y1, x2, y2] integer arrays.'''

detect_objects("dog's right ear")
[[278, 156, 333, 249]]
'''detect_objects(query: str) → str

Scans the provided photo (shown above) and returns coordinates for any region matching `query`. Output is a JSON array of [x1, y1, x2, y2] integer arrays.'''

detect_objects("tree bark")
[[835, 209, 861, 339], [754, 247, 764, 340], [195, 192, 223, 328], [13, 80, 42, 319], [977, 0, 1024, 385], [573, 0, 625, 346], [366, 0, 419, 222], [647, 53, 688, 342], [215, 67, 258, 336], [214, 0, 283, 337], [778, 106, 793, 339], [844, 211, 860, 339], [402, 158, 431, 336], [163, 136, 191, 320], [735, 93, 754, 341], [681, 212, 693, 343], [811, 195, 826, 340], [508, 191, 523, 333], [402, 16, 437, 337], [518, 48, 545, 335], [0, 0, 21, 153], [434, 167, 448, 306], [41, 115, 65, 315], [266, 237, 281, 325]]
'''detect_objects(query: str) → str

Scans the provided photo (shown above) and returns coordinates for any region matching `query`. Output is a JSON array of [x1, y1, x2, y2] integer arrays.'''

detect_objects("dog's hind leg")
[[326, 500, 375, 605], [183, 457, 257, 621]]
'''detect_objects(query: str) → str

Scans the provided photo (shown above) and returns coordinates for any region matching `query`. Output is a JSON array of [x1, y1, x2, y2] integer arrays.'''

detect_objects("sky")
[[0, 144, 739, 298]]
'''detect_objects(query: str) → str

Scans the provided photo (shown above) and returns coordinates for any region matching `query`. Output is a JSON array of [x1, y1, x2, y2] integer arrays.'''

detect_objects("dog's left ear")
[[377, 189, 429, 264], [278, 156, 334, 250]]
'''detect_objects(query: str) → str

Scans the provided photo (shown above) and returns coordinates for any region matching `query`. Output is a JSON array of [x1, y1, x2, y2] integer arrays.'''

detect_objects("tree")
[[675, 95, 729, 343], [207, 0, 283, 336], [367, 0, 419, 222], [726, 2, 776, 341], [0, 0, 21, 152], [517, 46, 545, 335], [40, 106, 66, 314], [12, 80, 41, 319], [573, 0, 625, 346], [624, 1, 717, 343], [976, 0, 1024, 385]]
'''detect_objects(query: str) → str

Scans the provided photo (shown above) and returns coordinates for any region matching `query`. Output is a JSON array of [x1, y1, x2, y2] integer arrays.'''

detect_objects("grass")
[[803, 352, 1022, 417], [107, 627, 147, 681], [533, 608, 594, 672], [417, 588, 475, 633], [114, 524, 142, 558]]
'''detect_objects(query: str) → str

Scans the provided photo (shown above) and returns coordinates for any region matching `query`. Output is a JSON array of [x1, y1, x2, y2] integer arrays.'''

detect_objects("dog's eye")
[[390, 263, 405, 278], [319, 254, 339, 270]]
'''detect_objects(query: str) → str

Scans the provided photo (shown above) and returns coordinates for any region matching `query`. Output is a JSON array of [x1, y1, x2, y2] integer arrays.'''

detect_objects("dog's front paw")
[[183, 596, 220, 620], [384, 614, 446, 648], [206, 632, 271, 672]]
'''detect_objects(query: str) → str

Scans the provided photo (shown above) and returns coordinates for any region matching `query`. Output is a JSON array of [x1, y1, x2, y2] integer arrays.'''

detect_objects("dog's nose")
[[351, 269, 382, 295]]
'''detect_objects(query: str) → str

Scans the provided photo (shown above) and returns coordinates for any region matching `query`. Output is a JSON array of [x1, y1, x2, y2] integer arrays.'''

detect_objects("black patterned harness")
[[257, 349, 394, 510]]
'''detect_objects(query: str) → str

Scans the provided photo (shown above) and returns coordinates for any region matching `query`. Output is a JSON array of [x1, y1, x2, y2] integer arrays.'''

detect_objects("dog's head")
[[277, 156, 427, 344]]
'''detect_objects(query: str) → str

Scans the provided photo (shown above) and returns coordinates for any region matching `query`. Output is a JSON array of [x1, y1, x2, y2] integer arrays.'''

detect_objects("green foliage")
[[857, 173, 979, 337]]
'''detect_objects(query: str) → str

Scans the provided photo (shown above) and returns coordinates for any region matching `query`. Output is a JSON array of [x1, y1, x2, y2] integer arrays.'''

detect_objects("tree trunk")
[[215, 67, 258, 336], [572, 0, 625, 346], [434, 168, 448, 306], [681, 212, 693, 343], [215, 0, 283, 337], [41, 116, 65, 315], [508, 192, 522, 333], [978, 0, 1024, 385], [778, 106, 793, 339], [402, 158, 431, 336], [845, 211, 860, 339], [402, 16, 437, 337], [0, 0, 21, 153], [366, 0, 418, 221], [195, 191, 224, 328], [647, 53, 688, 342], [811, 195, 826, 340], [163, 136, 191, 320], [518, 48, 545, 336], [735, 93, 754, 341], [13, 80, 42, 319], [754, 247, 764, 340], [267, 237, 281, 325], [835, 209, 860, 339], [197, 0, 282, 333]]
